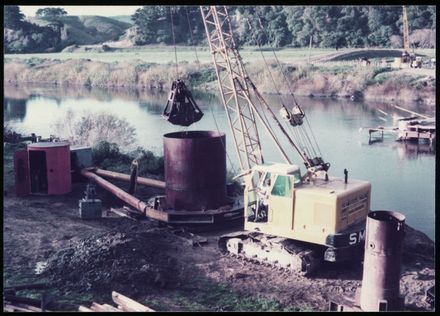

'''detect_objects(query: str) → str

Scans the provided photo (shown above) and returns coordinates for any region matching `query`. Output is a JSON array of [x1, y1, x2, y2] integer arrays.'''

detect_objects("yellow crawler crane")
[[200, 6, 371, 275]]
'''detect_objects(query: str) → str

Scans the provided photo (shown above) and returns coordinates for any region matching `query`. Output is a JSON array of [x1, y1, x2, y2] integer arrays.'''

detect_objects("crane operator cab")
[[246, 163, 302, 223], [243, 162, 371, 263]]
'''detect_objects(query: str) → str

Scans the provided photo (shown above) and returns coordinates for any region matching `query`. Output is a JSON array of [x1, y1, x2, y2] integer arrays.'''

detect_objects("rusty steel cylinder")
[[360, 210, 406, 311], [164, 130, 226, 211]]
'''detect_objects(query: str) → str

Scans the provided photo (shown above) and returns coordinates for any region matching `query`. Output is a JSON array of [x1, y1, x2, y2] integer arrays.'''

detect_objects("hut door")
[[29, 151, 48, 194], [13, 150, 30, 196]]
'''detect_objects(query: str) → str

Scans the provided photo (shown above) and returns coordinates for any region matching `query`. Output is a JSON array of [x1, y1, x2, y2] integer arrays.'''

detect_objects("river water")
[[4, 84, 436, 240]]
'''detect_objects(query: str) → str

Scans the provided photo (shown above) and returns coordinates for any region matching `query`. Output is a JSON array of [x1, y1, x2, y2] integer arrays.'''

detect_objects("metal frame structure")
[[200, 6, 263, 171], [200, 6, 327, 174]]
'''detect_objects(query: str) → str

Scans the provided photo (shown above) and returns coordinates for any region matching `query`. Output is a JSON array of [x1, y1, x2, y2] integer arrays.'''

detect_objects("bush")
[[52, 109, 137, 150], [91, 142, 164, 177], [129, 147, 164, 176], [92, 141, 122, 164]]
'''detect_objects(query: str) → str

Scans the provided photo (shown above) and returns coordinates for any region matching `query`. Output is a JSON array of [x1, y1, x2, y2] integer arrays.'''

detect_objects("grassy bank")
[[4, 46, 334, 64], [4, 47, 436, 105]]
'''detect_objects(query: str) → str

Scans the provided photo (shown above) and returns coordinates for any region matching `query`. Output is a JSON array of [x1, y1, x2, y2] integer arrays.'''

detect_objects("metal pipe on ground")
[[81, 169, 148, 215], [92, 168, 165, 189], [359, 210, 406, 311]]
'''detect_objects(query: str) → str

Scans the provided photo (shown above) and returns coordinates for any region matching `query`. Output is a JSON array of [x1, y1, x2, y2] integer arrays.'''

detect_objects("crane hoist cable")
[[185, 6, 237, 174], [185, 6, 200, 65], [170, 6, 179, 78], [254, 11, 325, 166], [245, 17, 285, 102], [246, 13, 312, 160], [241, 17, 292, 156], [162, 6, 204, 128]]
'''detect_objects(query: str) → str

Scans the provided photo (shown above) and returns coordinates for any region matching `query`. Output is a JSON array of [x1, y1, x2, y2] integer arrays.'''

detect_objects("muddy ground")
[[3, 181, 435, 312]]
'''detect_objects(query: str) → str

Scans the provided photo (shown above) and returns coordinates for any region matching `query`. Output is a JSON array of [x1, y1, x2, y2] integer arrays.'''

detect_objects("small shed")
[[14, 142, 72, 196]]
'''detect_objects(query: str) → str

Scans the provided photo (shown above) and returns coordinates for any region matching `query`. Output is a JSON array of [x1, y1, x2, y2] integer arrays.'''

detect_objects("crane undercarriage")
[[219, 231, 324, 275], [218, 208, 367, 275]]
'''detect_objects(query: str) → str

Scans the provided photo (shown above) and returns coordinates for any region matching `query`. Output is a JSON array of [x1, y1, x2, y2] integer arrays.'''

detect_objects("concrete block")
[[79, 199, 102, 219]]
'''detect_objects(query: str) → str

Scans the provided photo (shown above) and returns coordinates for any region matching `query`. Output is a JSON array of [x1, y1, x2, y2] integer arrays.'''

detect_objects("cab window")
[[271, 175, 293, 197]]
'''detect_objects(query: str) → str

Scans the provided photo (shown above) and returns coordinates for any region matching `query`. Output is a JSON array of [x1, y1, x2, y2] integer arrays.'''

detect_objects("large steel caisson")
[[358, 210, 406, 311], [164, 130, 227, 211], [329, 210, 406, 311]]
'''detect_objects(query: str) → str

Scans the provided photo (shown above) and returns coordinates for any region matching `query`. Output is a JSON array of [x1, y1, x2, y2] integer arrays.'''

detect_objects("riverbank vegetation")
[[4, 49, 436, 105]]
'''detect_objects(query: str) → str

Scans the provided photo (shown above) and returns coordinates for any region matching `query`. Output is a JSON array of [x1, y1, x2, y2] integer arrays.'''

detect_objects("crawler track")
[[219, 231, 324, 276]]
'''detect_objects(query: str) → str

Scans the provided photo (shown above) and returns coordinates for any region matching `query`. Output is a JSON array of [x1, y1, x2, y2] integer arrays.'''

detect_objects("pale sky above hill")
[[19, 5, 143, 17]]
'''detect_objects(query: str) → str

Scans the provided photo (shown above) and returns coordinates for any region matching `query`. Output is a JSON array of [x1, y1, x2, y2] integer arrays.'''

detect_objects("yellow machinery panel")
[[245, 172, 371, 247]]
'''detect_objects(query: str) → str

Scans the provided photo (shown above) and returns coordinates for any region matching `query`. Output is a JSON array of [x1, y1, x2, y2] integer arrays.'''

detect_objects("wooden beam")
[[3, 304, 16, 312], [78, 305, 94, 312], [111, 291, 155, 312], [109, 208, 137, 221], [102, 304, 122, 312], [3, 303, 38, 312], [90, 302, 114, 312]]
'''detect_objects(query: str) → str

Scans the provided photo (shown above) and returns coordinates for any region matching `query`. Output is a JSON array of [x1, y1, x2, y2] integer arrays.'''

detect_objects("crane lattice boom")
[[200, 6, 329, 174]]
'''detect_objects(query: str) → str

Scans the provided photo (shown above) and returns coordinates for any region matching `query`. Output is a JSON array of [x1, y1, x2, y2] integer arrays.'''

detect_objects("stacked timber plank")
[[4, 303, 44, 312], [79, 291, 155, 312], [3, 282, 50, 312]]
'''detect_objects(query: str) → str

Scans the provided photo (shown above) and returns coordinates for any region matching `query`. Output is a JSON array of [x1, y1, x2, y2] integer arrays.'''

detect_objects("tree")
[[367, 6, 400, 47], [284, 7, 305, 47], [35, 7, 67, 18], [4, 5, 25, 30], [132, 6, 170, 44], [427, 6, 436, 29], [263, 6, 291, 47], [337, 7, 369, 48]]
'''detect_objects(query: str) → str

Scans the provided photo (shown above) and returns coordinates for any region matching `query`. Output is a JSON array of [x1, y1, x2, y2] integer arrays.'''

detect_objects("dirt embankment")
[[3, 181, 435, 312]]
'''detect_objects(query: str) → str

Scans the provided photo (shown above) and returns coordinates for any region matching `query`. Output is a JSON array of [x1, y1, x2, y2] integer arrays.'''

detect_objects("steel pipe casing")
[[164, 131, 226, 211], [359, 210, 406, 311]]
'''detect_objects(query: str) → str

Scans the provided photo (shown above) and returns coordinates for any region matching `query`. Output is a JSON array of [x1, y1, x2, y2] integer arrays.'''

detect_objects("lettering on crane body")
[[349, 230, 366, 245]]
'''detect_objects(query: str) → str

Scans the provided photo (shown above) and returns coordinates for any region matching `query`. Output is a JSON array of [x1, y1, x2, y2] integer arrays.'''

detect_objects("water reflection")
[[394, 141, 436, 160], [365, 137, 436, 159], [4, 98, 27, 122]]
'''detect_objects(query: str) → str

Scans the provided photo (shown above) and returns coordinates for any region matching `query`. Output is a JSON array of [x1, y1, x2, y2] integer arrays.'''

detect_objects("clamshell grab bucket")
[[163, 79, 204, 127]]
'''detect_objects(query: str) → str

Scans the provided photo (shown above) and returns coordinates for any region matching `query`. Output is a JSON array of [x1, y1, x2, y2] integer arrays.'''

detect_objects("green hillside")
[[28, 15, 131, 45], [110, 15, 134, 25]]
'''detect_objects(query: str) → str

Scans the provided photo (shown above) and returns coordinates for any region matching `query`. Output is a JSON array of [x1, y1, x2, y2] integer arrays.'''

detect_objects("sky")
[[19, 5, 143, 17]]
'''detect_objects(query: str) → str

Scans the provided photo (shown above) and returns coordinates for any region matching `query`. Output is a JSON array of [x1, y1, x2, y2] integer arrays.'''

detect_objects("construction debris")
[[171, 227, 208, 247], [109, 207, 141, 221], [40, 228, 185, 297], [78, 291, 155, 312]]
